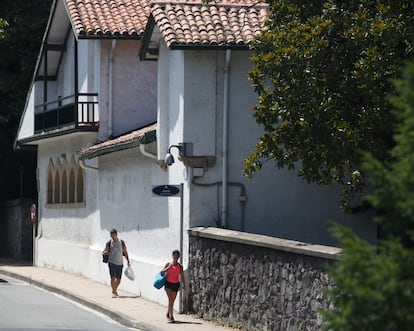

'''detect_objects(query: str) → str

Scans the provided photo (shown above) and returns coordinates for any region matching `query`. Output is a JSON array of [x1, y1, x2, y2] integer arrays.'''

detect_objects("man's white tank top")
[[108, 240, 123, 266]]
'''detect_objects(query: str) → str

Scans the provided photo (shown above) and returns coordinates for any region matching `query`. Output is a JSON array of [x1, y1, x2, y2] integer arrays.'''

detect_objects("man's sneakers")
[[166, 313, 175, 323]]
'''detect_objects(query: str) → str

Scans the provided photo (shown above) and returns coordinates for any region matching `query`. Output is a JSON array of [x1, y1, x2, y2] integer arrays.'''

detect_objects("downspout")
[[222, 49, 231, 228], [79, 158, 99, 171], [139, 144, 157, 159], [108, 40, 116, 137], [43, 47, 47, 129]]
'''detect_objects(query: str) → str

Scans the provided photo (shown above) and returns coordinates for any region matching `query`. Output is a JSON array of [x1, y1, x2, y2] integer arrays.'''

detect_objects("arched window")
[[46, 154, 85, 207], [69, 169, 75, 203], [61, 170, 67, 203], [54, 169, 60, 203], [47, 160, 54, 203], [76, 169, 84, 203]]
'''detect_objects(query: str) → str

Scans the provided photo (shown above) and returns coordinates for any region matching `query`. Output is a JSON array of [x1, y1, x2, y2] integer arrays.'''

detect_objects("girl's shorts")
[[165, 281, 180, 292]]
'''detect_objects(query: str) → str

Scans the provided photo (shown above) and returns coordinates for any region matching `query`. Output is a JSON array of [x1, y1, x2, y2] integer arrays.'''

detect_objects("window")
[[61, 169, 67, 203], [69, 169, 75, 203], [76, 170, 84, 203], [46, 155, 85, 207], [54, 169, 60, 203], [47, 162, 54, 204]]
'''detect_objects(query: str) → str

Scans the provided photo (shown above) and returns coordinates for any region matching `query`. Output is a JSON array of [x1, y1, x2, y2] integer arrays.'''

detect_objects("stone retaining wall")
[[187, 227, 340, 331]]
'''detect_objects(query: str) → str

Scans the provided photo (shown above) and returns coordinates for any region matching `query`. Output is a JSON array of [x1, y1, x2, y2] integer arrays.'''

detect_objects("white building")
[[15, 0, 377, 307]]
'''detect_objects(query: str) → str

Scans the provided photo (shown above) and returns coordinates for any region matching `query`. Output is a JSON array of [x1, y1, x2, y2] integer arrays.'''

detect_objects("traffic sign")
[[152, 185, 181, 197]]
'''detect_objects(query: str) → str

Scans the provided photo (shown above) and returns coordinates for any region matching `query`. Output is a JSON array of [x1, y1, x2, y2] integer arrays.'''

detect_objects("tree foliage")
[[322, 63, 414, 330], [0, 18, 7, 38], [246, 0, 414, 207], [322, 225, 414, 331], [363, 63, 414, 239]]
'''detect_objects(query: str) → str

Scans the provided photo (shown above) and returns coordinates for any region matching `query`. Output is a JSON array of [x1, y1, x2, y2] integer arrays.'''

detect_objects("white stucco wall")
[[77, 39, 100, 94], [29, 36, 166, 306], [99, 40, 157, 140], [58, 34, 75, 100], [158, 48, 192, 267], [96, 148, 181, 301], [159, 46, 377, 247], [156, 42, 170, 160], [17, 85, 35, 141], [17, 77, 58, 141], [224, 51, 376, 245], [27, 31, 376, 314], [35, 144, 178, 303], [36, 135, 98, 245]]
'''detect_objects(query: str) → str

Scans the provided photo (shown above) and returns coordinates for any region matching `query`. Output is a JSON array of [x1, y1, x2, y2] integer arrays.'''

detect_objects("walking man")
[[103, 229, 130, 297]]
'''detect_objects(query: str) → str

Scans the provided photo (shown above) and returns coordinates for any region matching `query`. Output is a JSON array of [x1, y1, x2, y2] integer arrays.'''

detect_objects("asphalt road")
[[0, 275, 140, 331]]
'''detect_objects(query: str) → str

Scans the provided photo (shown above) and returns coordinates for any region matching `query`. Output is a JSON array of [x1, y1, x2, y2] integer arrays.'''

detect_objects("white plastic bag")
[[124, 266, 135, 281]]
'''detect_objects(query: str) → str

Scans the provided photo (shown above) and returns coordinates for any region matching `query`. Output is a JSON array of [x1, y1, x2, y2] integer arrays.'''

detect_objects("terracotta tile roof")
[[78, 123, 157, 159], [150, 0, 268, 47], [65, 0, 152, 37]]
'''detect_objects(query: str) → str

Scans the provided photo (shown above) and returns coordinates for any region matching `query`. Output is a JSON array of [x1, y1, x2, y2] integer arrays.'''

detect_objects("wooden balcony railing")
[[34, 93, 99, 133]]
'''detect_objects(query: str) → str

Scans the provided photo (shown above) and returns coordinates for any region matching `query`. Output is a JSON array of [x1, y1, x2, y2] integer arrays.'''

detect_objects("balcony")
[[34, 93, 99, 133]]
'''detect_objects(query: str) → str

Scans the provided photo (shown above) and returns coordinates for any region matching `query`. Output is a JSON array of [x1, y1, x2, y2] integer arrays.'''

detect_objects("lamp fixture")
[[164, 142, 216, 169], [164, 143, 193, 166], [164, 150, 175, 166]]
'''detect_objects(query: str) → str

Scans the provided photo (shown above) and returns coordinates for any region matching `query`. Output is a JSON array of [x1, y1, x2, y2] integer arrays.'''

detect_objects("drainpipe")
[[108, 40, 116, 137], [79, 159, 99, 171], [222, 49, 231, 228], [139, 144, 157, 159]]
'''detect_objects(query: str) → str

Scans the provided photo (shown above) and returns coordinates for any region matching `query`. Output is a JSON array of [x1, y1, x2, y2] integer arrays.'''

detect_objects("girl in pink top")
[[160, 250, 186, 323]]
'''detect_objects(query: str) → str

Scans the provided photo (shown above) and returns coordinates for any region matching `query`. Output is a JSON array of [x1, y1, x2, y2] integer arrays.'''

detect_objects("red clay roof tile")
[[150, 0, 268, 47], [78, 123, 157, 159], [65, 0, 152, 38]]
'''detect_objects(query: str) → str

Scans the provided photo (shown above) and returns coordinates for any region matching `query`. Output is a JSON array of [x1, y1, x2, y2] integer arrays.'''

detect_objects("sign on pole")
[[152, 185, 181, 197], [151, 183, 184, 312]]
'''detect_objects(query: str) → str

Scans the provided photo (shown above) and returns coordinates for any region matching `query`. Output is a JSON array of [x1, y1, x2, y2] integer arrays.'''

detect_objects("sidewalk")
[[0, 260, 236, 331]]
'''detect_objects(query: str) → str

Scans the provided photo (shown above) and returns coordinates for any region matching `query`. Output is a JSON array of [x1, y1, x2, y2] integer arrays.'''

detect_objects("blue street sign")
[[152, 185, 181, 197]]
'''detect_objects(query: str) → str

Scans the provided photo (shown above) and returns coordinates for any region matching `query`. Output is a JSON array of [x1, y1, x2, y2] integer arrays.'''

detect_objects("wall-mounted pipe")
[[222, 49, 231, 228], [139, 144, 157, 160], [108, 40, 116, 137], [192, 177, 247, 230], [79, 158, 98, 171]]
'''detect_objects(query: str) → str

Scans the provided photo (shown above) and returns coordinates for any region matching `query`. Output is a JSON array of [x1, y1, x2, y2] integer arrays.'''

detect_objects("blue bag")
[[153, 272, 167, 289]]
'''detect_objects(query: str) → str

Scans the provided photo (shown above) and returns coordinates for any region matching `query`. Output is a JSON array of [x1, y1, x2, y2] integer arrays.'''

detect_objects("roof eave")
[[139, 14, 157, 61], [78, 140, 142, 160], [78, 126, 157, 161], [16, 126, 98, 147], [169, 44, 251, 51], [77, 33, 143, 40]]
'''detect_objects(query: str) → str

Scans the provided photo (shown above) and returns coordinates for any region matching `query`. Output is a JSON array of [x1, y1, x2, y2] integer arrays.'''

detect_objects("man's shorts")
[[108, 262, 123, 279]]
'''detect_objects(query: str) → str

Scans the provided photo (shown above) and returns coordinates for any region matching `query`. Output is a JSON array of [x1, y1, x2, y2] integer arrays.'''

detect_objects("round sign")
[[30, 204, 37, 223], [152, 185, 181, 197]]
